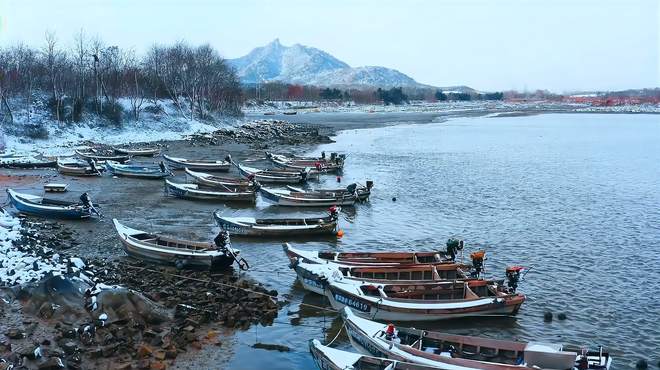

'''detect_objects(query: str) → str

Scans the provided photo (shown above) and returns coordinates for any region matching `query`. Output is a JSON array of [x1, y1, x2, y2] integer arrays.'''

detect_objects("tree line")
[[242, 81, 506, 106], [0, 31, 243, 126]]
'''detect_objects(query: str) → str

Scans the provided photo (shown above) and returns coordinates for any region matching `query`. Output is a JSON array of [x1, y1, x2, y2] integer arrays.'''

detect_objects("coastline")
[[1, 109, 658, 369]]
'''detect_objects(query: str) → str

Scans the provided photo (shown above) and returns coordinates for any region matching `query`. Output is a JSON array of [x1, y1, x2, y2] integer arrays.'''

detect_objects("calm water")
[[225, 113, 660, 370], [4, 113, 659, 369]]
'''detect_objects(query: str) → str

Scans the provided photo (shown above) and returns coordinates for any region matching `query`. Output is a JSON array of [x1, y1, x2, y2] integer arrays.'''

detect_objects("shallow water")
[[227, 113, 660, 370], [4, 113, 659, 369]]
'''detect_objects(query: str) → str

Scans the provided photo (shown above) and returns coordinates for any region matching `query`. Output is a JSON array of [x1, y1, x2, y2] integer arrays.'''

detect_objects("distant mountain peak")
[[228, 40, 424, 88]]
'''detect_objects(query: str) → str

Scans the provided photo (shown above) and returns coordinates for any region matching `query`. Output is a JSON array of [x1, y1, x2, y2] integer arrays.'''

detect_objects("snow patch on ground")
[[2, 98, 242, 157], [0, 210, 93, 287]]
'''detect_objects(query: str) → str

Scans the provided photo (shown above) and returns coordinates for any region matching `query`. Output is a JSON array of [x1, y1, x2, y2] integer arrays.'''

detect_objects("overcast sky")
[[1, 0, 657, 92]]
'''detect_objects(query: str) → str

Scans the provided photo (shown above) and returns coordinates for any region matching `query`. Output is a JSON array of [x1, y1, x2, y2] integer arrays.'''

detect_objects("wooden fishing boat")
[[57, 159, 104, 176], [286, 182, 373, 202], [260, 187, 356, 207], [309, 339, 438, 370], [163, 154, 230, 172], [75, 149, 130, 163], [113, 147, 160, 157], [106, 161, 172, 179], [0, 156, 57, 169], [342, 307, 613, 370], [6, 189, 100, 219], [213, 208, 338, 237], [325, 277, 525, 321], [231, 159, 310, 184], [112, 219, 242, 270], [184, 168, 257, 191], [165, 179, 256, 202], [266, 151, 345, 172], [283, 243, 454, 266], [290, 259, 473, 295]]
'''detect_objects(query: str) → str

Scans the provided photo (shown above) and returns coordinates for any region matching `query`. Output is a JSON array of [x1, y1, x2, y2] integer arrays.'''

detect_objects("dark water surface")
[[5, 113, 659, 369]]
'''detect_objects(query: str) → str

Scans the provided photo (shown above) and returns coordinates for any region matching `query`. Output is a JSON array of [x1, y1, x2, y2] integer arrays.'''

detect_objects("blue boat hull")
[[9, 197, 91, 219]]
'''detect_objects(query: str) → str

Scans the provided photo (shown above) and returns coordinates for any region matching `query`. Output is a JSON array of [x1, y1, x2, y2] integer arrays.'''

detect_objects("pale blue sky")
[[1, 0, 658, 92]]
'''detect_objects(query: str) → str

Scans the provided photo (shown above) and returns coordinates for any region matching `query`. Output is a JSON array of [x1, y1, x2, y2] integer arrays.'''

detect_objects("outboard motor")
[[321, 151, 326, 159], [366, 180, 374, 190], [300, 169, 308, 181], [224, 154, 232, 163], [159, 161, 167, 173], [80, 192, 92, 208], [214, 230, 230, 251], [505, 266, 524, 293], [346, 183, 358, 194], [328, 205, 339, 220], [445, 238, 463, 262], [470, 250, 486, 278], [330, 152, 337, 161]]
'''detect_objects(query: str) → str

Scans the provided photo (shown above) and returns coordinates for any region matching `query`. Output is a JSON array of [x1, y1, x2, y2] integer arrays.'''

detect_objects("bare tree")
[[123, 49, 145, 120], [89, 36, 105, 113], [43, 31, 65, 122], [0, 49, 14, 123], [72, 29, 88, 121]]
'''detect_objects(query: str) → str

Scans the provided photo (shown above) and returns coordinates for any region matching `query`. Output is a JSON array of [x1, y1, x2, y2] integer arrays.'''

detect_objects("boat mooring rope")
[[326, 322, 346, 346]]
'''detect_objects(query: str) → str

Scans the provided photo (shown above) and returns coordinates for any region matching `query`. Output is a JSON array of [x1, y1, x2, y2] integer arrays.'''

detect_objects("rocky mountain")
[[228, 39, 425, 88]]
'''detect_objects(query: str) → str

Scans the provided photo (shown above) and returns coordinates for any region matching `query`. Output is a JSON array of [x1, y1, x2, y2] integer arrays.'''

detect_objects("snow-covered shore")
[[0, 209, 87, 286], [3, 98, 659, 158], [1, 98, 242, 157]]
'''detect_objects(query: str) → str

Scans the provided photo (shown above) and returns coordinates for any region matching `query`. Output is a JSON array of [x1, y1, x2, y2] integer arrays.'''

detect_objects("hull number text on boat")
[[333, 292, 370, 312]]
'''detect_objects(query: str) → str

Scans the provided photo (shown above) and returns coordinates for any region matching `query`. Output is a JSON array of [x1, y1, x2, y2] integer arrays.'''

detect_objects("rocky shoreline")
[[1, 214, 278, 370], [0, 119, 333, 370]]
